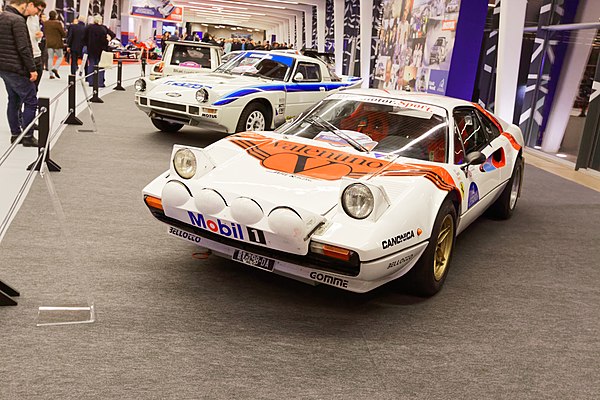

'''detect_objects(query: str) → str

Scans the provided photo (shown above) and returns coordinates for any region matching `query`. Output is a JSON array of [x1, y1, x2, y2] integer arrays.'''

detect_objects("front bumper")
[[147, 203, 428, 293], [135, 94, 242, 133]]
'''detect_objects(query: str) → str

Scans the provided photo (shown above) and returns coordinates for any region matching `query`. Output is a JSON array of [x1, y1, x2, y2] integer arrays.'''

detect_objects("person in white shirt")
[[27, 9, 44, 88]]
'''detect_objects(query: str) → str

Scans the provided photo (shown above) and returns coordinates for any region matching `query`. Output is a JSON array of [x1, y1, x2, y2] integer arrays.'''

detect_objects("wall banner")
[[373, 0, 460, 94], [130, 0, 183, 22]]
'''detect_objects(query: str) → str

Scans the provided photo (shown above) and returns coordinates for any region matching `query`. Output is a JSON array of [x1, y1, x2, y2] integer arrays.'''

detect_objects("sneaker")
[[10, 135, 18, 144], [52, 69, 60, 79], [21, 136, 39, 147], [50, 75, 55, 79]]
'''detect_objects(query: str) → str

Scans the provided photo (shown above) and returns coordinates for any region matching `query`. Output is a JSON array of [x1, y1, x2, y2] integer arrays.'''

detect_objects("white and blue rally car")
[[134, 50, 362, 134]]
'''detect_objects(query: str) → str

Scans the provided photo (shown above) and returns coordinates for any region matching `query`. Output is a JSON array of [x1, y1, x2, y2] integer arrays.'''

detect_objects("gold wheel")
[[433, 215, 454, 281]]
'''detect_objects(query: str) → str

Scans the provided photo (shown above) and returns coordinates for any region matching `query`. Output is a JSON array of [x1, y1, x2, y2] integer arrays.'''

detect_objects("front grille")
[[147, 207, 360, 276], [149, 99, 187, 112], [140, 97, 147, 105], [189, 106, 200, 115]]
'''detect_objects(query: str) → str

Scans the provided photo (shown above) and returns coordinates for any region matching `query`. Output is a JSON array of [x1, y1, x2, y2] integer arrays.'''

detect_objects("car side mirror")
[[293, 72, 304, 82], [461, 151, 486, 172]]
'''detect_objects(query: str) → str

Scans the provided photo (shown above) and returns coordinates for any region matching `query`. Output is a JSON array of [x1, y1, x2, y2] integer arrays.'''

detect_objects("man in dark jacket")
[[66, 17, 86, 75], [0, 0, 45, 146], [83, 14, 115, 87]]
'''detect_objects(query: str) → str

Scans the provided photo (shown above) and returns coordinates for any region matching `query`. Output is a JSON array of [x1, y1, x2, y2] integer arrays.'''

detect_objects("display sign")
[[130, 0, 183, 22], [373, 0, 460, 94]]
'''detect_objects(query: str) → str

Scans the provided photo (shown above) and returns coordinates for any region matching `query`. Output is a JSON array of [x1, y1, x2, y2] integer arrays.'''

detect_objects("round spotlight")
[[230, 197, 263, 225], [161, 181, 191, 208], [342, 183, 374, 219], [134, 78, 146, 92], [196, 88, 209, 103], [194, 189, 226, 215], [268, 207, 305, 239], [173, 148, 197, 179]]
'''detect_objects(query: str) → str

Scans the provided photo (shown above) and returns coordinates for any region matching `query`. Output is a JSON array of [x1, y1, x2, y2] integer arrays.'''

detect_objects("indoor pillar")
[[495, 0, 527, 122], [334, 0, 343, 75], [304, 11, 313, 50], [316, 3, 325, 52], [359, 0, 373, 88]]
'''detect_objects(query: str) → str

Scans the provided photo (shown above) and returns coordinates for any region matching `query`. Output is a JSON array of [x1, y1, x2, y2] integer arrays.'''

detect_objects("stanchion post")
[[114, 60, 125, 91], [65, 74, 83, 125], [90, 66, 103, 104], [141, 56, 146, 77], [27, 97, 61, 172]]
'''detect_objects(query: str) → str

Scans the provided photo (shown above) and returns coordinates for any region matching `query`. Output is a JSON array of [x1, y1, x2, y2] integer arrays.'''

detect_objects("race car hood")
[[148, 73, 277, 104], [199, 133, 365, 216], [196, 132, 458, 216]]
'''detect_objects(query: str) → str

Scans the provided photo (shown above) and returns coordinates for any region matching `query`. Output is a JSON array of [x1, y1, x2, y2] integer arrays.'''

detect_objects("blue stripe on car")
[[212, 82, 353, 106]]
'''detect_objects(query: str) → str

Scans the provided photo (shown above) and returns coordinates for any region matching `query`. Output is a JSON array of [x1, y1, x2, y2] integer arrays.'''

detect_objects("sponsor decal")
[[187, 211, 267, 244], [202, 113, 218, 119], [163, 81, 210, 90], [309, 271, 349, 288], [468, 182, 479, 209], [327, 93, 444, 115], [230, 133, 458, 193], [168, 226, 202, 243], [382, 230, 415, 249], [460, 182, 465, 196], [387, 254, 415, 269]]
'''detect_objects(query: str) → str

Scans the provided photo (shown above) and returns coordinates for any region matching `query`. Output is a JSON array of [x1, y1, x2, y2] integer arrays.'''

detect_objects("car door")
[[284, 61, 324, 119], [452, 107, 504, 222]]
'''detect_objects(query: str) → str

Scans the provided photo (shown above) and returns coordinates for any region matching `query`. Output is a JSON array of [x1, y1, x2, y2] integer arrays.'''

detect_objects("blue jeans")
[[86, 54, 105, 86], [0, 71, 38, 137]]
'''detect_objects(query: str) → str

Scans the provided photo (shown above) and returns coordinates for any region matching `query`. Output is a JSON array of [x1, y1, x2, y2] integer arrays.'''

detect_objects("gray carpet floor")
[[0, 89, 599, 399]]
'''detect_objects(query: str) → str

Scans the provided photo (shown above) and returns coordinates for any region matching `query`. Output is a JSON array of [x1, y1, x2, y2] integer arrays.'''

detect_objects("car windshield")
[[170, 44, 212, 68], [214, 52, 293, 81], [276, 94, 449, 162]]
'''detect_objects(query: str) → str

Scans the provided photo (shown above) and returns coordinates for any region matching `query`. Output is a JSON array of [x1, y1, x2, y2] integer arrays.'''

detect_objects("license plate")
[[232, 250, 275, 272]]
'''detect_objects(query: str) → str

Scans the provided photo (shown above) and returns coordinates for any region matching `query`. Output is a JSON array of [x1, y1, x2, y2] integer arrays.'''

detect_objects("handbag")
[[98, 50, 114, 69]]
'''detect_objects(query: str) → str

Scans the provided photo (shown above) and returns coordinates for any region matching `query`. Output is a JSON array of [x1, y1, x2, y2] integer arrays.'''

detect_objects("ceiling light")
[[210, 0, 286, 9]]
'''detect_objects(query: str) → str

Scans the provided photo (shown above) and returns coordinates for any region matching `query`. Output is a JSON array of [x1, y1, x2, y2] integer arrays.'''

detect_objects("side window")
[[453, 108, 488, 163], [475, 110, 501, 140], [295, 62, 322, 82]]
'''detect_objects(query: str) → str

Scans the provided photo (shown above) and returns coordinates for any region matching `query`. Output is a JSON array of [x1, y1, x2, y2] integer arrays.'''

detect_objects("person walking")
[[66, 17, 85, 75], [83, 14, 115, 87], [26, 1, 46, 88], [0, 0, 45, 146], [45, 10, 66, 79]]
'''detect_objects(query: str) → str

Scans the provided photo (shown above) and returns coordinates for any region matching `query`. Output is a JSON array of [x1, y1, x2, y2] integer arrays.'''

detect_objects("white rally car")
[[134, 50, 362, 134], [143, 90, 524, 295]]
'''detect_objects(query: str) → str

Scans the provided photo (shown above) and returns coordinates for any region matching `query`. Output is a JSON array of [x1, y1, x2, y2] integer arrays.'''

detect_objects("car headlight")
[[135, 78, 146, 92], [196, 88, 208, 103], [342, 183, 374, 219], [173, 149, 197, 179]]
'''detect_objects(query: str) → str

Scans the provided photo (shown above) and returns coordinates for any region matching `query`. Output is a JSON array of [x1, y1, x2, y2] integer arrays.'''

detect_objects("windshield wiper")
[[306, 115, 368, 152]]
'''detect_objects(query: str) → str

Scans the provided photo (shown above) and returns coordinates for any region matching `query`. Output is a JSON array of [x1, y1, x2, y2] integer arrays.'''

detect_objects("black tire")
[[236, 103, 269, 133], [488, 157, 523, 220], [409, 198, 457, 297], [151, 118, 183, 133]]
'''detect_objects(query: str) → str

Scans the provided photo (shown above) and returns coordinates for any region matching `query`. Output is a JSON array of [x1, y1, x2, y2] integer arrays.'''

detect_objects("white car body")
[[136, 51, 363, 134], [143, 90, 524, 294], [150, 41, 222, 80]]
